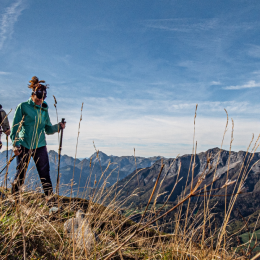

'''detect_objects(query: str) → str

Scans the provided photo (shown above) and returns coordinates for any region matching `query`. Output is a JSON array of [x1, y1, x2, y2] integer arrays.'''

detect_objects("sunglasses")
[[32, 89, 47, 100]]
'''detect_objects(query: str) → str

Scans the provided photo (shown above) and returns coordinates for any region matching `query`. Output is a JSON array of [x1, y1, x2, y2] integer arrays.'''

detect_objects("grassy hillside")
[[0, 170, 257, 260]]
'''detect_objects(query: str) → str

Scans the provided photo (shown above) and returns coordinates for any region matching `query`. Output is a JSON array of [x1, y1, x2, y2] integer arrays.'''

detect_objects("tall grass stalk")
[[70, 102, 84, 201]]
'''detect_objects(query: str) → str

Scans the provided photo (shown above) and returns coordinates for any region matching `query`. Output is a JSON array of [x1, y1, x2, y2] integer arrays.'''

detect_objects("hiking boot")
[[46, 196, 57, 208], [0, 191, 6, 200]]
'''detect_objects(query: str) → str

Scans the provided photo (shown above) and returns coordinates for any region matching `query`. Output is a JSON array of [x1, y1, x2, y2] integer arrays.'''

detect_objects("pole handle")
[[59, 118, 65, 148]]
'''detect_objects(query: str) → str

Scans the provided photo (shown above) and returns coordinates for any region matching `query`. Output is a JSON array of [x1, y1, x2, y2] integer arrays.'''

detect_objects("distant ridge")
[[112, 147, 260, 236], [0, 149, 163, 195]]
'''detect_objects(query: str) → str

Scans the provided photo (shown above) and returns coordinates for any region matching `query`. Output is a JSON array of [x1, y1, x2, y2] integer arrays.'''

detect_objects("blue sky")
[[0, 0, 260, 157]]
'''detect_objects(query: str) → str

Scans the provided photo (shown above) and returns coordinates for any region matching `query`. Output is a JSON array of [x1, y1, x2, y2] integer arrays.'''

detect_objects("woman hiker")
[[10, 76, 66, 199]]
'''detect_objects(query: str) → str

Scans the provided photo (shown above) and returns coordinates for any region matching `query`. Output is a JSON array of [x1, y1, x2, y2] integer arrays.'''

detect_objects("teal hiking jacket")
[[10, 98, 59, 149]]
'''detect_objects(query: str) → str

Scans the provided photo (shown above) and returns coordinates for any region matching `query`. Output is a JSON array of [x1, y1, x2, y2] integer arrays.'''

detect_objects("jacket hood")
[[28, 98, 48, 111]]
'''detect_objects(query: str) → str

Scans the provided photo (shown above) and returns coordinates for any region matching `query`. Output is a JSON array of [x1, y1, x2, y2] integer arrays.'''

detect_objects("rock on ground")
[[64, 210, 96, 253]]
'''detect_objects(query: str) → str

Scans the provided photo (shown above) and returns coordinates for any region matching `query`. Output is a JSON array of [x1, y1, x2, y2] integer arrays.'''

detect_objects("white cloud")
[[210, 81, 221, 86], [55, 97, 260, 118], [252, 70, 260, 75], [142, 18, 219, 32], [0, 0, 25, 50], [142, 18, 254, 33], [38, 115, 260, 158], [0, 71, 10, 75], [224, 80, 260, 90], [248, 44, 260, 58], [88, 75, 126, 87]]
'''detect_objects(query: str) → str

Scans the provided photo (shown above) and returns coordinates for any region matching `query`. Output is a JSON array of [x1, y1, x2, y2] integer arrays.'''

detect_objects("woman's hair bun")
[[28, 76, 47, 90], [29, 76, 39, 84]]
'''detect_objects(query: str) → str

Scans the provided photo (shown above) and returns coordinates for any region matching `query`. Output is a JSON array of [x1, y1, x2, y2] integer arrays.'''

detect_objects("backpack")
[[0, 110, 2, 150]]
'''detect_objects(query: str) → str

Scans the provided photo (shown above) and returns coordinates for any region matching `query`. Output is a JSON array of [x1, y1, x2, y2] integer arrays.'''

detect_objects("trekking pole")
[[5, 134, 8, 191], [56, 118, 65, 196], [0, 155, 16, 175]]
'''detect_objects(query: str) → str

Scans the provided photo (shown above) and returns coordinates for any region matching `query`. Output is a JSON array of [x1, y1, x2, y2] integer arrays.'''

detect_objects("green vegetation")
[[239, 229, 260, 252]]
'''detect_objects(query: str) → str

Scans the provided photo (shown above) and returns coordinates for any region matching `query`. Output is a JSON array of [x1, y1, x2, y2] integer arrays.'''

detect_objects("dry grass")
[[0, 106, 259, 259]]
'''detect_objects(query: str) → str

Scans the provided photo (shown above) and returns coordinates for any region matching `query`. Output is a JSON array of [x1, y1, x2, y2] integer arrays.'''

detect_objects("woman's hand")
[[5, 129, 10, 136], [13, 147, 22, 156], [59, 121, 66, 130]]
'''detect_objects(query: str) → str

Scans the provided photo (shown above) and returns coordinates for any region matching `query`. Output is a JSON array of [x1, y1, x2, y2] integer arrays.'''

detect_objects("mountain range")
[[0, 149, 163, 196], [114, 147, 260, 204], [112, 147, 260, 236]]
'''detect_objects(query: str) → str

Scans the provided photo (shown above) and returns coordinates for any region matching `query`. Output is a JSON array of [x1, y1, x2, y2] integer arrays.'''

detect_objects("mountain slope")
[[115, 147, 260, 207]]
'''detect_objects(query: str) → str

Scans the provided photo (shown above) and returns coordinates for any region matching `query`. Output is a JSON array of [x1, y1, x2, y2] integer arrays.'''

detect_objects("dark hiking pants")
[[12, 145, 53, 196]]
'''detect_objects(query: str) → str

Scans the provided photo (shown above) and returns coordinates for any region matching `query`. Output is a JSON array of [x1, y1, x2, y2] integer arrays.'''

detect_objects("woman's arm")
[[10, 104, 23, 147], [45, 112, 59, 135]]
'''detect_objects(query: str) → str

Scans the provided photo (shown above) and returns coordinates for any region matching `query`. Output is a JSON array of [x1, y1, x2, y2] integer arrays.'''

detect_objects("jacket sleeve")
[[0, 110, 10, 132], [45, 112, 59, 135], [10, 104, 23, 147]]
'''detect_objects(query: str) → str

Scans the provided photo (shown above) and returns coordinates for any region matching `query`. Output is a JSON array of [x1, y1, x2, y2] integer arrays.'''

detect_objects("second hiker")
[[0, 104, 10, 150]]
